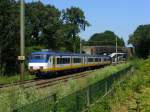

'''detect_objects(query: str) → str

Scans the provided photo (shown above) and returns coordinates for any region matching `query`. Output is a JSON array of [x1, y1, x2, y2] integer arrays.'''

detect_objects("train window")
[[109, 58, 111, 61], [73, 58, 81, 63], [99, 58, 101, 62], [65, 58, 70, 64], [57, 58, 61, 64], [95, 58, 98, 62], [30, 54, 48, 60], [88, 58, 94, 62], [57, 58, 70, 64]]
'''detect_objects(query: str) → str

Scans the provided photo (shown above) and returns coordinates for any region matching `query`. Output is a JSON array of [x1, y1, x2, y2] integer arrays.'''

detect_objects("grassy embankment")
[[0, 73, 35, 84], [0, 62, 130, 112], [90, 57, 150, 112]]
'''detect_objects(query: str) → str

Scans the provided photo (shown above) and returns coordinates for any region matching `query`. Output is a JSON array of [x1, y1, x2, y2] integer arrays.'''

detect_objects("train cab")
[[28, 51, 52, 72]]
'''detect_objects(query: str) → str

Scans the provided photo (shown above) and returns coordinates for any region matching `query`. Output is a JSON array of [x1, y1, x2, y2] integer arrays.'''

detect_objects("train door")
[[85, 56, 87, 65], [48, 55, 52, 68], [52, 55, 56, 71], [101, 57, 104, 64], [83, 56, 85, 67], [71, 56, 73, 68]]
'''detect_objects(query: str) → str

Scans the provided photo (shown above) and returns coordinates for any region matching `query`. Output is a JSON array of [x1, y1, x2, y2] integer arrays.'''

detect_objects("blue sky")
[[27, 0, 150, 46]]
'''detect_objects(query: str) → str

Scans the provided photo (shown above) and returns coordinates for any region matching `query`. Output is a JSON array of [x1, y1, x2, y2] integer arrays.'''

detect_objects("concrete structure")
[[82, 46, 134, 57]]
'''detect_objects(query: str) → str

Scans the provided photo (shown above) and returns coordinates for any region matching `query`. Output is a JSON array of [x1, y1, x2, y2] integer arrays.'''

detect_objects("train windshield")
[[30, 54, 48, 60]]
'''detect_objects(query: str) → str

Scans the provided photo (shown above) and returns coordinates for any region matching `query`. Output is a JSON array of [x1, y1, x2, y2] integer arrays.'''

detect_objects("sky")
[[27, 0, 150, 46]]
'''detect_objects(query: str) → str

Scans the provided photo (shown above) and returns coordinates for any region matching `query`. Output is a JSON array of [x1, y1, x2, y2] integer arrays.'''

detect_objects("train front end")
[[28, 52, 50, 76]]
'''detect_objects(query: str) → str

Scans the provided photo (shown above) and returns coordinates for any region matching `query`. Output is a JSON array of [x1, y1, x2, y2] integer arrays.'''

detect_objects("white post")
[[116, 36, 118, 63]]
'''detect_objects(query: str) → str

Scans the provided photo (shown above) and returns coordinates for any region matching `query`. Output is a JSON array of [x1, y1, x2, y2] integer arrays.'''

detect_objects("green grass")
[[0, 86, 41, 112], [0, 72, 35, 84], [90, 57, 150, 112]]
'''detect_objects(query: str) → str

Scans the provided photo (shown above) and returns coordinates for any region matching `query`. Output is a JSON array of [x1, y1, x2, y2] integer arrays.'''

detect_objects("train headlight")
[[40, 66, 43, 69], [30, 66, 33, 70]]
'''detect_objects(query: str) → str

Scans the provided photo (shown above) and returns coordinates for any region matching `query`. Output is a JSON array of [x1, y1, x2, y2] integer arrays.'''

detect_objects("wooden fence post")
[[53, 94, 57, 112], [76, 91, 80, 112], [136, 99, 140, 112], [86, 87, 90, 112], [105, 81, 108, 94]]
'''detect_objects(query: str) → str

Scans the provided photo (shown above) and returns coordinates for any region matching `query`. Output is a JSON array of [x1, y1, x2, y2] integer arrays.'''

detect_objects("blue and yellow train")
[[28, 50, 112, 77]]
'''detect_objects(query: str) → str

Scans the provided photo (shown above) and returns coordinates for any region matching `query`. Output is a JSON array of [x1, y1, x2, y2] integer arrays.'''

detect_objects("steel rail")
[[0, 69, 97, 90]]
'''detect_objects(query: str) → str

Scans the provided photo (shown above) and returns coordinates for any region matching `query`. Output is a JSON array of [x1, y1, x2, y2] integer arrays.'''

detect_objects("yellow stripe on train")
[[41, 62, 111, 72]]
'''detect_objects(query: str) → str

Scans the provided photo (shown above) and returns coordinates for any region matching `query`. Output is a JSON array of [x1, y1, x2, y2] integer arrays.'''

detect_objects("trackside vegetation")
[[0, 73, 35, 84], [90, 57, 150, 112], [128, 24, 150, 58], [36, 62, 130, 98], [0, 63, 130, 112]]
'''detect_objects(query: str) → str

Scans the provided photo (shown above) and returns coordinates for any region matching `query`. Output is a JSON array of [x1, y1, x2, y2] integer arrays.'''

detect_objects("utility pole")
[[18, 0, 25, 82], [0, 47, 1, 75], [115, 36, 118, 63], [80, 38, 82, 54]]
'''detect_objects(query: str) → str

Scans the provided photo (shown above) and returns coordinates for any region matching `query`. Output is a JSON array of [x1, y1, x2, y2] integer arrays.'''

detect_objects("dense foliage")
[[0, 0, 89, 75], [87, 31, 125, 46], [128, 24, 150, 58], [0, 0, 20, 75], [90, 57, 150, 112], [109, 57, 150, 111], [62, 7, 90, 52]]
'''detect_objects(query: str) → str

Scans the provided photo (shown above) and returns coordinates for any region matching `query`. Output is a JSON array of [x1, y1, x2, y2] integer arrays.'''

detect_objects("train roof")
[[31, 51, 110, 57], [109, 52, 126, 57]]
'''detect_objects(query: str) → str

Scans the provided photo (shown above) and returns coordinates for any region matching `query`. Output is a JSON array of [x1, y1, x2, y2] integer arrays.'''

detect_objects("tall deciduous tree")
[[0, 0, 20, 75], [62, 7, 90, 52], [25, 2, 62, 49], [128, 24, 150, 58], [88, 31, 125, 46]]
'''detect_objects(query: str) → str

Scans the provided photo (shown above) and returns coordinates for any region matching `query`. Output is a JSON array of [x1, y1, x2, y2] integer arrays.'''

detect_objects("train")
[[109, 53, 127, 63], [28, 50, 112, 77]]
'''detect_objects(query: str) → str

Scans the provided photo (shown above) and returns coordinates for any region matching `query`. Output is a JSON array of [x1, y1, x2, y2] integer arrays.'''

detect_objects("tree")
[[25, 2, 62, 50], [0, 0, 20, 75], [88, 31, 125, 46], [128, 24, 150, 58], [0, 1, 63, 75], [62, 7, 90, 52]]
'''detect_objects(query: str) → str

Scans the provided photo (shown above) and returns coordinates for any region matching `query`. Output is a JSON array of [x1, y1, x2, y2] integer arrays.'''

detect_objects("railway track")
[[0, 70, 95, 90], [35, 71, 93, 89], [0, 78, 40, 89]]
